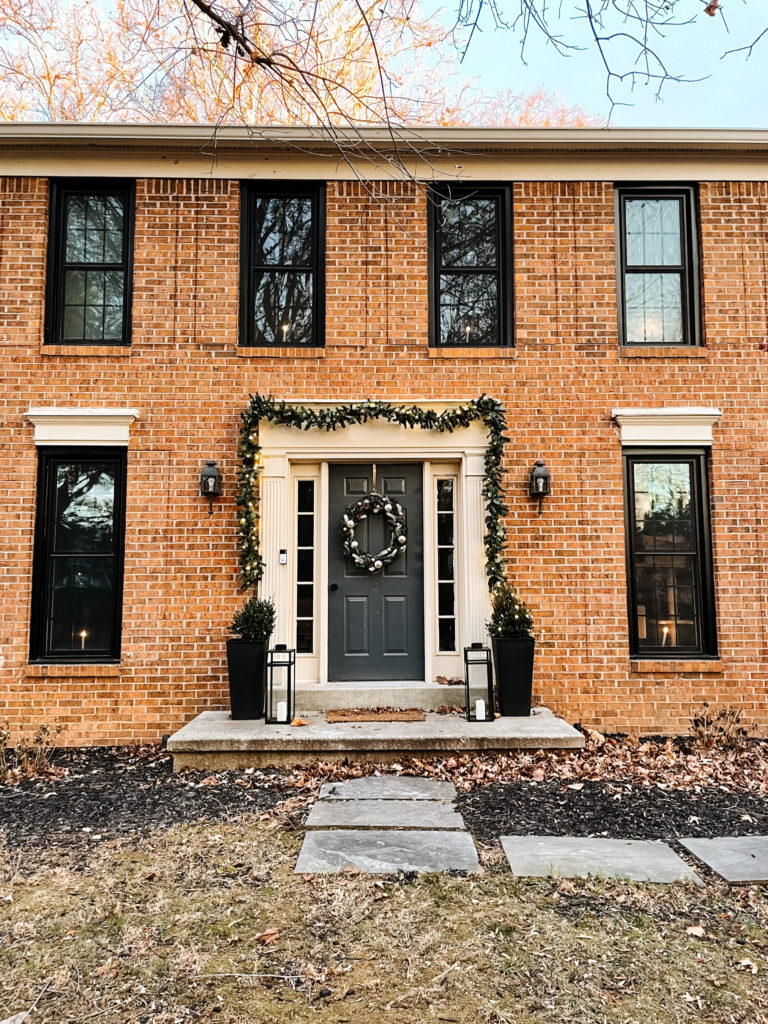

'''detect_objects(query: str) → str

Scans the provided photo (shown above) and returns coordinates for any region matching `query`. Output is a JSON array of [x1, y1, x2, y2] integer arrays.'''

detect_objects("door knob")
[[329, 583, 339, 591]]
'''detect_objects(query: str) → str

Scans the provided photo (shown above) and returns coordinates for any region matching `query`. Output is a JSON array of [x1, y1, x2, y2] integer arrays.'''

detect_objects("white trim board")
[[26, 407, 140, 446], [612, 407, 721, 447]]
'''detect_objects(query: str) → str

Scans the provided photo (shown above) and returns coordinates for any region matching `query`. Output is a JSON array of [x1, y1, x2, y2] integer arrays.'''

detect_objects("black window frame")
[[29, 447, 127, 664], [623, 447, 717, 659], [428, 183, 514, 349], [45, 179, 135, 347], [239, 181, 325, 348], [616, 183, 701, 348]]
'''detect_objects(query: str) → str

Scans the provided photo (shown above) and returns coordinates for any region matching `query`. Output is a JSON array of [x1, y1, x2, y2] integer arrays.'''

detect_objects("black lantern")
[[529, 459, 551, 516], [265, 644, 296, 724], [200, 460, 221, 515], [464, 643, 494, 722]]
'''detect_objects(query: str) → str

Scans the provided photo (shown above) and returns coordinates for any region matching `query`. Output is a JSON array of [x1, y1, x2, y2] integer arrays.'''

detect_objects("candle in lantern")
[[277, 701, 288, 723], [475, 698, 486, 721]]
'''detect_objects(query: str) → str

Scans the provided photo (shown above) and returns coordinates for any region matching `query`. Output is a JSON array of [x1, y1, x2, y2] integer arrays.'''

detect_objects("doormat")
[[325, 707, 426, 723]]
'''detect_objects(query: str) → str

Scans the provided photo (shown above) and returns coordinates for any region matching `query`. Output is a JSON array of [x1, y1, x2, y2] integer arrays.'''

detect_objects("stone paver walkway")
[[295, 775, 768, 884], [680, 837, 768, 883], [295, 776, 480, 874], [500, 836, 701, 883]]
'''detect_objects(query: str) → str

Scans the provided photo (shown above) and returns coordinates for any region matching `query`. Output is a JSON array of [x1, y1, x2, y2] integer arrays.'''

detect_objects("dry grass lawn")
[[1, 811, 767, 1023]]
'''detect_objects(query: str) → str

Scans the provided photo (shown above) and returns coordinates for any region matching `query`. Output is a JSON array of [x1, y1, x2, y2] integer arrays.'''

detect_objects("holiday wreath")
[[341, 492, 407, 573], [237, 395, 509, 591]]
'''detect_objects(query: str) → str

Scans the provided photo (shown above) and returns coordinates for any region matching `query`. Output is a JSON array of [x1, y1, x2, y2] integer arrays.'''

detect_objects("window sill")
[[26, 663, 121, 677], [42, 345, 131, 358], [236, 346, 325, 359], [619, 346, 707, 359], [630, 659, 722, 674], [428, 347, 516, 359]]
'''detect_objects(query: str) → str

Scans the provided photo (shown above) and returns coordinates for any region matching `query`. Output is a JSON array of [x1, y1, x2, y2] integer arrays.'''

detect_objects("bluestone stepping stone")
[[306, 798, 462, 830], [295, 829, 480, 874], [680, 837, 768, 883], [318, 777, 456, 801], [500, 836, 701, 883]]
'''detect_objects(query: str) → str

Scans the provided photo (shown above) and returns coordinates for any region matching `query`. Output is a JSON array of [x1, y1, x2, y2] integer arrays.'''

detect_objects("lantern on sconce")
[[529, 459, 551, 516], [199, 460, 221, 515]]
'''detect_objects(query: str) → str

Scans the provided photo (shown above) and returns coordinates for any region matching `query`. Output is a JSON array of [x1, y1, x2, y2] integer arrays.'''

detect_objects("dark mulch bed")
[[0, 746, 296, 850], [458, 779, 768, 844]]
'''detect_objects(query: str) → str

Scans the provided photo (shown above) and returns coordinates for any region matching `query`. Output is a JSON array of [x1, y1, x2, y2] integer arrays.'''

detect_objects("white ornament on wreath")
[[341, 492, 407, 573]]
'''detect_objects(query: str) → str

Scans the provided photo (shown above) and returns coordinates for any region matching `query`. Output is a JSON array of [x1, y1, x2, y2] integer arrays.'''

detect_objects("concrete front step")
[[295, 680, 481, 711], [168, 706, 584, 770]]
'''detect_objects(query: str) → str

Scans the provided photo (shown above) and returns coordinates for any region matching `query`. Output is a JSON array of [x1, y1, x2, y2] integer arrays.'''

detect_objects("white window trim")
[[26, 407, 139, 446], [612, 407, 721, 446]]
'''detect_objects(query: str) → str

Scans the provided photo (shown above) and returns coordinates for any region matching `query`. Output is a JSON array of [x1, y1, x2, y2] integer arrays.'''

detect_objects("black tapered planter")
[[226, 639, 267, 720], [492, 637, 535, 717]]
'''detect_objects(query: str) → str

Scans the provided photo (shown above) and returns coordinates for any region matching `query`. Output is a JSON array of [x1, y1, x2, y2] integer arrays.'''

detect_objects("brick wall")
[[1, 174, 767, 743]]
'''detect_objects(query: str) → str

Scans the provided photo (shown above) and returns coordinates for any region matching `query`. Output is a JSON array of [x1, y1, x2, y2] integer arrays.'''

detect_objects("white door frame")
[[258, 403, 491, 686]]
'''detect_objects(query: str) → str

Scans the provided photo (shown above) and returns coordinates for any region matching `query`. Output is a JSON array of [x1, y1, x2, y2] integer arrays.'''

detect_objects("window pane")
[[65, 194, 125, 265], [53, 465, 115, 553], [253, 197, 313, 266], [296, 618, 313, 654], [297, 515, 314, 547], [625, 273, 683, 345], [297, 480, 315, 512], [440, 197, 498, 267], [297, 549, 314, 582], [633, 462, 693, 552], [439, 272, 499, 346], [252, 270, 313, 345], [438, 548, 454, 581], [438, 582, 455, 616], [438, 618, 456, 652], [296, 584, 314, 618], [633, 553, 699, 650], [437, 479, 454, 512], [437, 512, 454, 545], [625, 198, 682, 266], [49, 556, 115, 652]]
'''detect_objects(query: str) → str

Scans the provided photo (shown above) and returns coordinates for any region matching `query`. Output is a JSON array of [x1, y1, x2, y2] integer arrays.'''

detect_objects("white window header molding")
[[612, 407, 721, 447], [26, 407, 140, 446]]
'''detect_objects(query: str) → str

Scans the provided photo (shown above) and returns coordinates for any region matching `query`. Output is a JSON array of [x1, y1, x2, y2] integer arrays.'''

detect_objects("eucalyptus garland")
[[237, 395, 509, 591], [341, 492, 407, 573]]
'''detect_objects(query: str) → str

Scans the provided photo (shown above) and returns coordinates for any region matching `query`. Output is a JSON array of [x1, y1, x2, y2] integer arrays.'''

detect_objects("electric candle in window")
[[79, 630, 88, 650], [281, 323, 290, 341], [465, 325, 472, 341]]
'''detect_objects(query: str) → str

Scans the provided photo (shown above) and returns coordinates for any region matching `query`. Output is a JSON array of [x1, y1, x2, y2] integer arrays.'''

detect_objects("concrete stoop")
[[168, 706, 584, 770]]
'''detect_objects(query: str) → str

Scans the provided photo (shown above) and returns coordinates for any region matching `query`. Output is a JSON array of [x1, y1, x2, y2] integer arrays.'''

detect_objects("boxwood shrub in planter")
[[227, 596, 276, 720], [487, 582, 535, 717]]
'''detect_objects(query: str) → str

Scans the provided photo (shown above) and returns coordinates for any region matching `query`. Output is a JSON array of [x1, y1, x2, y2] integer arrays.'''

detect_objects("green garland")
[[237, 395, 509, 592]]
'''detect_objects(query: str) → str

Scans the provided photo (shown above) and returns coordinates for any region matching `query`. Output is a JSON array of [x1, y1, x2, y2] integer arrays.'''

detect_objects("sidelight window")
[[436, 477, 457, 651], [296, 479, 316, 653], [429, 185, 513, 348], [624, 450, 716, 657], [30, 448, 127, 662], [240, 183, 324, 347]]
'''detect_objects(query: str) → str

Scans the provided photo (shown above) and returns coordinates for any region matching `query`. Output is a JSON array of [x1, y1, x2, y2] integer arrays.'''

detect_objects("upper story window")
[[30, 448, 127, 663], [46, 180, 134, 345], [624, 449, 716, 658], [240, 183, 325, 347], [429, 185, 513, 348], [617, 185, 700, 347]]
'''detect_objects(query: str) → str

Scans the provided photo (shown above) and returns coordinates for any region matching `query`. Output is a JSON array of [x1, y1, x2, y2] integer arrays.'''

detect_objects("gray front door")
[[328, 463, 424, 681]]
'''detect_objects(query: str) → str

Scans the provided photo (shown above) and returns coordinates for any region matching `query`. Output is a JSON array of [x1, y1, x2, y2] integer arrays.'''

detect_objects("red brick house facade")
[[2, 125, 767, 744]]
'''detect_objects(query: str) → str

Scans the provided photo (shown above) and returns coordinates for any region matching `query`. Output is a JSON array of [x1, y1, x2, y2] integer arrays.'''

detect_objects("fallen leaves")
[[255, 928, 280, 945]]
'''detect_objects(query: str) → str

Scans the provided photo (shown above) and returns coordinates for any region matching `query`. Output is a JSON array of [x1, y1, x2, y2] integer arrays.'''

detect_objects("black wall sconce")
[[200, 460, 221, 515], [529, 459, 551, 516]]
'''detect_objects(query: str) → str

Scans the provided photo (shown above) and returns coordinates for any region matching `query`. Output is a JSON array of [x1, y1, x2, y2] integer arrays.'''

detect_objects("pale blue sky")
[[445, 1, 768, 126]]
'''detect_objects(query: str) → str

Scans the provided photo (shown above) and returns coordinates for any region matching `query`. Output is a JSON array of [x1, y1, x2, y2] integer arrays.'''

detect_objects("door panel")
[[328, 462, 424, 681]]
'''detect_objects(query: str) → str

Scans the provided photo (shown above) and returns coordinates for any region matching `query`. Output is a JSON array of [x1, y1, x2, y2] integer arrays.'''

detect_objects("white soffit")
[[26, 407, 140, 446], [612, 407, 722, 446]]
